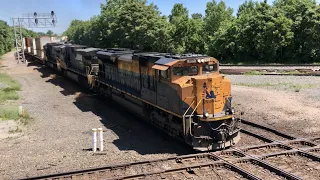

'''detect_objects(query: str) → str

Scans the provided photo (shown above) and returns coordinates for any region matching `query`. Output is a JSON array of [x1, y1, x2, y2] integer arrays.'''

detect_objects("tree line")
[[0, 21, 56, 57], [67, 0, 320, 63]]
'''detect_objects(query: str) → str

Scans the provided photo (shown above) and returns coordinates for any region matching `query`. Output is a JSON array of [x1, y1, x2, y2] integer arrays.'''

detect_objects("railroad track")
[[22, 53, 320, 179], [21, 119, 319, 180], [219, 64, 320, 76], [220, 64, 320, 67]]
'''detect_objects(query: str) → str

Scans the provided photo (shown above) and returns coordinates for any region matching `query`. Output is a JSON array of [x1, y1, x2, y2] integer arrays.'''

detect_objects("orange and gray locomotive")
[[44, 43, 240, 151]]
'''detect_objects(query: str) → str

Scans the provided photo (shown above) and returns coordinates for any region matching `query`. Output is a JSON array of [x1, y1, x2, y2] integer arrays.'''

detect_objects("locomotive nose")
[[191, 76, 223, 116]]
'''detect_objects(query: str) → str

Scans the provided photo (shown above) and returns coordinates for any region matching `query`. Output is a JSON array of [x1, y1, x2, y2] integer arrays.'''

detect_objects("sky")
[[0, 0, 318, 34]]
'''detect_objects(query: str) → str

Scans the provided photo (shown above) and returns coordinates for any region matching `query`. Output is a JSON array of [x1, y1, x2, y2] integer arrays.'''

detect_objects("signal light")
[[34, 12, 37, 17], [35, 18, 38, 24], [51, 11, 55, 17]]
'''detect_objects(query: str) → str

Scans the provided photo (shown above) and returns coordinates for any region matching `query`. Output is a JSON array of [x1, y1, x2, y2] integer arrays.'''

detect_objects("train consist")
[[30, 41, 240, 151]]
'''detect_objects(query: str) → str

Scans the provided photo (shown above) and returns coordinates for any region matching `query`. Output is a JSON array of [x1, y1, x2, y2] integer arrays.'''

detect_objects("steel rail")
[[103, 160, 261, 180], [20, 153, 214, 180], [22, 140, 319, 180], [220, 64, 320, 67], [240, 119, 296, 140], [232, 155, 304, 180], [240, 128, 274, 143], [22, 158, 260, 180]]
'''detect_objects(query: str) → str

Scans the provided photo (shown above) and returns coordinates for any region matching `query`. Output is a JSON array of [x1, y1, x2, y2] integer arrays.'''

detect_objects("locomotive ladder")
[[182, 98, 203, 137]]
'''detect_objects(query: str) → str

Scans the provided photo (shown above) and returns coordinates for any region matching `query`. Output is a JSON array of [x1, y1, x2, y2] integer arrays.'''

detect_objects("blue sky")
[[0, 0, 317, 34]]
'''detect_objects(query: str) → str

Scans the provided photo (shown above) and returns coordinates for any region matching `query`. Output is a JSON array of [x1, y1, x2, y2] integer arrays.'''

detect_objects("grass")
[[244, 70, 264, 75], [221, 61, 320, 65], [235, 81, 319, 92], [0, 106, 31, 125], [236, 82, 273, 87], [0, 73, 21, 103], [286, 71, 303, 75]]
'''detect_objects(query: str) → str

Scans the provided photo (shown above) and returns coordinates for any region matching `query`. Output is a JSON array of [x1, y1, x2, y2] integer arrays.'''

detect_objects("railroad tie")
[[277, 165, 293, 172], [182, 170, 193, 179]]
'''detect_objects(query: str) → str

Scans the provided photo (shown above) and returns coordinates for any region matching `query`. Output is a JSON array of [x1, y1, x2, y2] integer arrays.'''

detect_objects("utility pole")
[[12, 11, 57, 63]]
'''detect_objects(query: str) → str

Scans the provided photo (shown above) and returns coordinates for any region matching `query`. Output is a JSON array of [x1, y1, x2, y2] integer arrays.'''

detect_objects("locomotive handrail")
[[86, 66, 90, 75], [182, 99, 195, 135], [186, 98, 203, 136]]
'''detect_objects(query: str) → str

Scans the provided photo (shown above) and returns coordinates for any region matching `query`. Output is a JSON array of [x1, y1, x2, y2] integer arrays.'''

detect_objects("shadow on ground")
[[28, 60, 192, 155]]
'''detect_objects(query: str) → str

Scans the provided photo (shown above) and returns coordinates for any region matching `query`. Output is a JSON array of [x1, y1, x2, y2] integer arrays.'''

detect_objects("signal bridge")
[[12, 11, 57, 63]]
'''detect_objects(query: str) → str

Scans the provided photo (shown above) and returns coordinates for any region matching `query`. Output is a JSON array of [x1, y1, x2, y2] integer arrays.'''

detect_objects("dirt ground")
[[228, 75, 320, 137], [0, 51, 319, 179]]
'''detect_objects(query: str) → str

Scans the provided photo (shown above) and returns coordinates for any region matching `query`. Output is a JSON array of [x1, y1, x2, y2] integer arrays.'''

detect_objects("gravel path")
[[0, 52, 189, 180], [227, 75, 320, 137]]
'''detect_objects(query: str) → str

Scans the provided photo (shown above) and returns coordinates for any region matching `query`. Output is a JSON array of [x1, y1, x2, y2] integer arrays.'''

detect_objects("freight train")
[[37, 42, 241, 151]]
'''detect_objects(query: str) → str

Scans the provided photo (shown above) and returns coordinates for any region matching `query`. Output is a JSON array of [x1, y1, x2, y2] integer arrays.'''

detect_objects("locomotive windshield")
[[173, 66, 198, 76], [202, 63, 218, 74]]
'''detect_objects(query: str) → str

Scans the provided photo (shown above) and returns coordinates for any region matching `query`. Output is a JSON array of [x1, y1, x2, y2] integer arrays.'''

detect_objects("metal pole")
[[18, 18, 26, 63], [13, 18, 19, 62]]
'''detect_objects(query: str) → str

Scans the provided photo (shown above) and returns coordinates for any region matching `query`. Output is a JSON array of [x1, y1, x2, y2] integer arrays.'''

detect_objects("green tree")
[[99, 0, 170, 51], [204, 0, 234, 57], [274, 0, 320, 63], [46, 30, 54, 36], [186, 13, 205, 54], [0, 20, 14, 56], [37, 32, 46, 36], [169, 3, 189, 53], [62, 0, 320, 64]]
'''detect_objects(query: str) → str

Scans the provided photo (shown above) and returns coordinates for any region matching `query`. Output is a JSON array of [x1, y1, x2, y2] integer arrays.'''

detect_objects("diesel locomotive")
[[43, 43, 240, 151]]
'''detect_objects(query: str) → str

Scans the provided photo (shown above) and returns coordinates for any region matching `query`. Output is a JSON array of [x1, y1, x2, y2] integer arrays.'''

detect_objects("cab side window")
[[160, 70, 170, 80]]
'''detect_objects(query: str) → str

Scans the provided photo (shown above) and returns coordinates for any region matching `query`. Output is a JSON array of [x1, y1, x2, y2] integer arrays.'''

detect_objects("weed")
[[235, 81, 318, 92], [235, 82, 274, 87], [286, 71, 302, 75], [0, 106, 20, 120], [244, 71, 263, 75], [0, 106, 31, 125], [0, 73, 21, 91], [8, 127, 22, 134], [0, 73, 21, 103]]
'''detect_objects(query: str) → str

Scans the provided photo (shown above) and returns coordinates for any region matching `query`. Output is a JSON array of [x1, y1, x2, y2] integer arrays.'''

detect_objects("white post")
[[98, 128, 104, 151], [18, 106, 24, 116], [92, 128, 97, 152]]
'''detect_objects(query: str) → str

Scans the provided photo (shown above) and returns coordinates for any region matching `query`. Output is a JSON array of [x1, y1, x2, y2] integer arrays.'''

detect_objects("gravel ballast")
[[227, 75, 320, 137]]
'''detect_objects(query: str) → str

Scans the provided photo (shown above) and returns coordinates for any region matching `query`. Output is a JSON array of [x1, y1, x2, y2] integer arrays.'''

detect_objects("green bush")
[[0, 73, 21, 103]]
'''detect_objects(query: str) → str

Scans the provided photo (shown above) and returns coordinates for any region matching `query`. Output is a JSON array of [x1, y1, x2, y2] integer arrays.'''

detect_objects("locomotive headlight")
[[232, 109, 235, 114], [204, 111, 209, 118], [197, 59, 201, 63], [201, 59, 205, 63]]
